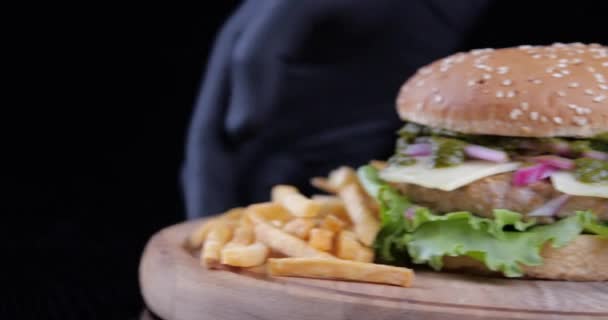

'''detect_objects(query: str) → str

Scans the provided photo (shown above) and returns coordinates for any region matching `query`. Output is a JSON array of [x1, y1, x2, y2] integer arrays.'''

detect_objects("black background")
[[3, 1, 607, 319], [4, 3, 241, 319]]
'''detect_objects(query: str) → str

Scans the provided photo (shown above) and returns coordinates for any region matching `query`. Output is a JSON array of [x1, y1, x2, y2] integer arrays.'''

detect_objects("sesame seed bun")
[[397, 43, 608, 138]]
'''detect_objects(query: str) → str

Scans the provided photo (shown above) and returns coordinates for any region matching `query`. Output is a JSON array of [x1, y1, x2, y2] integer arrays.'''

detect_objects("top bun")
[[397, 43, 607, 137]]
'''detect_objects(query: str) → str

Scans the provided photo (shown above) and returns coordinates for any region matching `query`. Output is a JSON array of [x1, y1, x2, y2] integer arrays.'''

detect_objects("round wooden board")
[[139, 219, 608, 320]]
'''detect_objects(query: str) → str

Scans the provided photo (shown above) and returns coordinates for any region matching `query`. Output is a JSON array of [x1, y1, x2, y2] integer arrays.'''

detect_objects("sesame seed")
[[532, 79, 543, 84], [532, 54, 542, 59], [593, 95, 606, 103], [521, 102, 529, 110], [571, 58, 582, 64], [419, 67, 432, 75], [558, 59, 568, 64], [547, 54, 557, 59], [502, 79, 512, 86], [557, 91, 566, 97], [471, 48, 493, 55], [599, 84, 608, 90], [603, 62, 608, 67], [434, 95, 443, 103], [530, 112, 539, 120], [587, 67, 596, 73], [440, 65, 449, 72], [573, 116, 588, 126], [496, 91, 504, 98], [510, 109, 523, 119], [553, 117, 563, 124], [507, 91, 516, 98], [541, 116, 548, 123], [561, 69, 570, 75], [552, 73, 563, 78], [585, 89, 595, 95], [557, 63, 568, 68], [416, 80, 424, 87], [497, 66, 509, 74], [467, 80, 476, 87], [594, 73, 606, 83], [568, 82, 580, 88], [482, 73, 492, 80], [519, 45, 533, 50], [546, 67, 555, 73]]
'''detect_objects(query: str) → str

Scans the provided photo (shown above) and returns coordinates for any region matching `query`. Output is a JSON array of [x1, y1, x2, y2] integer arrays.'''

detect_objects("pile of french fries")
[[188, 166, 414, 287]]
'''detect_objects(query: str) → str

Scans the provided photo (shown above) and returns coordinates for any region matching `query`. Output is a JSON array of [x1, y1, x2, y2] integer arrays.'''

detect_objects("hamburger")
[[357, 43, 608, 281]]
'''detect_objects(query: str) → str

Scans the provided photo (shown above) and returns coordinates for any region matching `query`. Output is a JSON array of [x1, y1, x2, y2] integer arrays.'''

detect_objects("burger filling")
[[359, 123, 607, 277], [390, 123, 607, 182]]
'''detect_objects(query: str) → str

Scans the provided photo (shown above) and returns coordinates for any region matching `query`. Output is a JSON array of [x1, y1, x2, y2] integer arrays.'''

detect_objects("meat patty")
[[394, 172, 608, 222]]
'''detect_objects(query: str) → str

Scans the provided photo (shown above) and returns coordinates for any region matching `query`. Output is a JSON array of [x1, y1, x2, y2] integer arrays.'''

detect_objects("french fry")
[[268, 258, 414, 287], [201, 221, 233, 268], [281, 193, 321, 218], [226, 219, 254, 246], [221, 242, 269, 267], [328, 166, 359, 190], [308, 228, 334, 252], [320, 214, 346, 233], [369, 160, 388, 170], [271, 185, 299, 202], [253, 219, 335, 259], [338, 184, 380, 246], [311, 195, 351, 222], [336, 230, 374, 263], [283, 218, 317, 239], [247, 202, 292, 224], [310, 177, 337, 193], [188, 208, 243, 249]]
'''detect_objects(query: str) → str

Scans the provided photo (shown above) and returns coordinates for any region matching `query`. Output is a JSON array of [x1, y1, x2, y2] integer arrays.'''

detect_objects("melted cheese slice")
[[379, 157, 521, 191], [551, 172, 608, 198]]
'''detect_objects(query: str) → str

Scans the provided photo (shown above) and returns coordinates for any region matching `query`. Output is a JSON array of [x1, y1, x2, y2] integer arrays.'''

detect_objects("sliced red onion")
[[550, 140, 572, 156], [583, 150, 608, 161], [539, 166, 558, 180], [533, 155, 575, 170], [414, 136, 432, 144], [528, 195, 570, 217], [464, 145, 509, 163], [512, 163, 553, 187], [403, 143, 432, 157], [404, 207, 416, 220]]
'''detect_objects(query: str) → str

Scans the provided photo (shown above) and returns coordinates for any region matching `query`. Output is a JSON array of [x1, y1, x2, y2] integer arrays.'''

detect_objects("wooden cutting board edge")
[[139, 219, 608, 320]]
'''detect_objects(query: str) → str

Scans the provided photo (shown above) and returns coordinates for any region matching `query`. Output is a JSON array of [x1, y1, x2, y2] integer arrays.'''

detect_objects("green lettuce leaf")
[[357, 165, 608, 277]]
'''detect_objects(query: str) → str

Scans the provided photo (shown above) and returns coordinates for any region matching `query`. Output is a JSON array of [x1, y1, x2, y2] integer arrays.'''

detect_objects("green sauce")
[[397, 123, 425, 142], [574, 158, 608, 183], [431, 137, 466, 168], [593, 132, 608, 143], [388, 154, 416, 166]]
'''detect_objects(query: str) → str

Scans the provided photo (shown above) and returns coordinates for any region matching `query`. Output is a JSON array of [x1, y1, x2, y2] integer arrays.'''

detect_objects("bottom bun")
[[442, 235, 608, 281]]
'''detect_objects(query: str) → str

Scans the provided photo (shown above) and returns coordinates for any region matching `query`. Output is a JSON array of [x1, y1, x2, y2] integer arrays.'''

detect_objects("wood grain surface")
[[139, 219, 608, 320]]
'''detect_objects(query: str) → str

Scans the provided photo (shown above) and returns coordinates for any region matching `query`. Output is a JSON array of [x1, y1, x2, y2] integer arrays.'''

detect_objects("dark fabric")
[[183, 0, 491, 217], [183, 0, 608, 218]]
